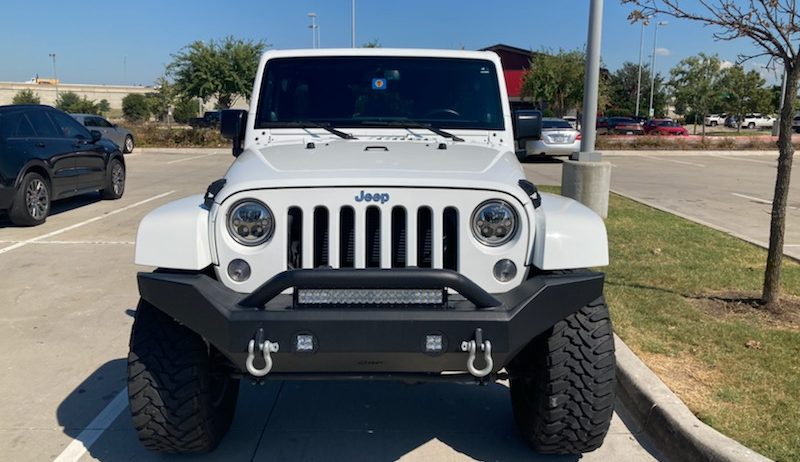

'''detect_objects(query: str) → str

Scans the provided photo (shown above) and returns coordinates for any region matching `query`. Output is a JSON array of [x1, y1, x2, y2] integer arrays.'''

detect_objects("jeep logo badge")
[[355, 190, 390, 204]]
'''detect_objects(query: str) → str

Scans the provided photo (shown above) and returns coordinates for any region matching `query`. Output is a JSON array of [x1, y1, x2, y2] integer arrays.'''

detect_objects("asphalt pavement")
[[523, 150, 800, 261], [0, 149, 678, 462]]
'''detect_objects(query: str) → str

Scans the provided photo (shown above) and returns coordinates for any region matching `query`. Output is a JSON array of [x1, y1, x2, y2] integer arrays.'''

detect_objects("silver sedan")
[[71, 114, 135, 153], [522, 118, 581, 158]]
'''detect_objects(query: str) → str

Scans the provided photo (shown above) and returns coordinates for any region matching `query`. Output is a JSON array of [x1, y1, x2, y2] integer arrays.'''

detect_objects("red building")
[[479, 44, 536, 111]]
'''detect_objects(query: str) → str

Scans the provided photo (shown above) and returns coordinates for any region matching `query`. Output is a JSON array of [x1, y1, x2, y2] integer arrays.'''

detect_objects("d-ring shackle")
[[461, 338, 493, 378], [246, 338, 279, 377]]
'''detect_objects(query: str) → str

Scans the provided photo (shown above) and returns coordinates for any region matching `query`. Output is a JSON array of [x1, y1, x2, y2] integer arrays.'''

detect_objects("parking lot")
[[0, 149, 668, 462], [523, 151, 800, 261]]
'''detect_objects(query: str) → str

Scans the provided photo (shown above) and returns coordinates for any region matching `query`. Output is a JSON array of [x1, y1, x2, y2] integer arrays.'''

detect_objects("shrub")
[[122, 94, 150, 121], [56, 92, 99, 113], [172, 98, 200, 124], [12, 89, 40, 104]]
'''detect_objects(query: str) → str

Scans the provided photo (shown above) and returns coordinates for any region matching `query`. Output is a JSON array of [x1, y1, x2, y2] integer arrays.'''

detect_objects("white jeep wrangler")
[[129, 48, 615, 455]]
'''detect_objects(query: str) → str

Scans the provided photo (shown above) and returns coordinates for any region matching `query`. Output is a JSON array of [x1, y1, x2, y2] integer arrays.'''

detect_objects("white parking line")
[[53, 388, 128, 462], [0, 191, 174, 255], [639, 155, 706, 168], [167, 152, 218, 164], [709, 154, 776, 165], [731, 192, 800, 210], [0, 240, 134, 245]]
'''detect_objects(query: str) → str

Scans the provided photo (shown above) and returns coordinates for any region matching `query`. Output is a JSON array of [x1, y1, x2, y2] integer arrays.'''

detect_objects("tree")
[[718, 65, 771, 133], [173, 98, 200, 124], [606, 62, 668, 117], [669, 53, 724, 137], [55, 92, 100, 114], [623, 1, 800, 307], [97, 99, 111, 116], [122, 93, 150, 121], [12, 89, 40, 104], [169, 36, 267, 109], [150, 76, 177, 123], [521, 49, 587, 117], [362, 39, 381, 48]]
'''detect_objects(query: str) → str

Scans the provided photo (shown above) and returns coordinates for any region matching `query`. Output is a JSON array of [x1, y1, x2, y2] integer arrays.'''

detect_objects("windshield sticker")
[[371, 78, 387, 90]]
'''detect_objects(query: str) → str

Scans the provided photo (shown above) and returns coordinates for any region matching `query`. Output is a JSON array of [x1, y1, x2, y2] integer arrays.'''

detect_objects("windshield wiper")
[[358, 119, 464, 142], [280, 121, 358, 140]]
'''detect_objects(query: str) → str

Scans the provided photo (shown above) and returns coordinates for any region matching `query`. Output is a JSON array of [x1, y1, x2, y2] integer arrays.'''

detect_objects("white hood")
[[216, 139, 530, 204]]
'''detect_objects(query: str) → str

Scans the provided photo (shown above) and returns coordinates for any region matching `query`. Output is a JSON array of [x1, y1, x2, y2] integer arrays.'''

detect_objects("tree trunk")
[[762, 65, 798, 306]]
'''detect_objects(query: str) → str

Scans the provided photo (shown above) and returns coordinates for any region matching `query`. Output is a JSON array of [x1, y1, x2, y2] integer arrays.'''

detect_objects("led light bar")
[[296, 288, 444, 306]]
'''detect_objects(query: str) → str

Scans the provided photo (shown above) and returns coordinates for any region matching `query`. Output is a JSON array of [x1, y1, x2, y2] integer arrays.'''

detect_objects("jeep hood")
[[215, 140, 530, 204]]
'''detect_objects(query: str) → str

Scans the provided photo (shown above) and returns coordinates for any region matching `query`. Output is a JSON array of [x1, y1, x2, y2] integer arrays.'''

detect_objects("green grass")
[[541, 186, 800, 461]]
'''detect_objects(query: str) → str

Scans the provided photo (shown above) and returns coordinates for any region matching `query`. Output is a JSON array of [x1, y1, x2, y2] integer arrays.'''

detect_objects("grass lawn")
[[542, 187, 800, 461]]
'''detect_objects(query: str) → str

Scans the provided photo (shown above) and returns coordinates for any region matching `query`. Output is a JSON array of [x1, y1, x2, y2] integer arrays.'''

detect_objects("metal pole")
[[49, 53, 58, 99], [351, 0, 356, 48], [635, 20, 647, 117], [580, 0, 603, 153], [308, 13, 317, 48], [648, 22, 666, 118], [317, 24, 321, 48]]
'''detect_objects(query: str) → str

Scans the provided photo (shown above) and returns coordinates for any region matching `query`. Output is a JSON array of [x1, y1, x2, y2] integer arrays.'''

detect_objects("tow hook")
[[246, 328, 279, 377], [461, 328, 493, 378]]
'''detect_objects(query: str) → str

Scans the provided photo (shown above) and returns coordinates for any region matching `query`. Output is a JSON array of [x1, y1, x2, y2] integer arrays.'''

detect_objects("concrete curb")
[[614, 335, 773, 462], [609, 189, 800, 263]]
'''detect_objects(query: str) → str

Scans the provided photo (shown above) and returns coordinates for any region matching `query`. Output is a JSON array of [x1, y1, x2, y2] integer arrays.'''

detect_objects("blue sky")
[[0, 0, 782, 86]]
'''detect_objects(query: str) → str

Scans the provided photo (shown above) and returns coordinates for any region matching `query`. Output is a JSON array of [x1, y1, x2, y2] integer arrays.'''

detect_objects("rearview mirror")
[[513, 110, 543, 142], [221, 110, 248, 157]]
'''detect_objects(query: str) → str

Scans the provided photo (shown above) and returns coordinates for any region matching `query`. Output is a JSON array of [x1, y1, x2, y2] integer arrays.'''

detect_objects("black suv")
[[0, 105, 126, 226]]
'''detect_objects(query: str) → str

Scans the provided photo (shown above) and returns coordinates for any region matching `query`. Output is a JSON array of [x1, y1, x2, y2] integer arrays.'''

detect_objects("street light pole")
[[579, 0, 603, 153], [308, 13, 317, 48], [48, 53, 58, 99], [635, 18, 649, 117], [648, 21, 667, 118], [351, 0, 356, 48]]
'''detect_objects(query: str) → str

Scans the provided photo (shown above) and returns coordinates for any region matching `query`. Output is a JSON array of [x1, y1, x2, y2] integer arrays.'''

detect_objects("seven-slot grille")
[[285, 205, 459, 271]]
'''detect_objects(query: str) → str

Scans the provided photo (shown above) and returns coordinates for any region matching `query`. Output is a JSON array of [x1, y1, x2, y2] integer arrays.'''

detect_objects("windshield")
[[654, 120, 676, 127], [255, 56, 504, 130], [542, 119, 574, 129]]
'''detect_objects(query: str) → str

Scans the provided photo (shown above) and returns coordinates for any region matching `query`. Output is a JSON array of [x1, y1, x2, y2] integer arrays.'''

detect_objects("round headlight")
[[471, 200, 518, 246], [226, 199, 274, 246]]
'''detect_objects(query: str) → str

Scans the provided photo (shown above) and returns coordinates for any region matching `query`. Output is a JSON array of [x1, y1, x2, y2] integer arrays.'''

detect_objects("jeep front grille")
[[285, 205, 459, 271]]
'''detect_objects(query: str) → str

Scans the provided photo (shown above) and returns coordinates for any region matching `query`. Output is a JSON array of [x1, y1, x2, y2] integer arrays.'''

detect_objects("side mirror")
[[90, 130, 102, 143], [221, 109, 248, 157], [514, 110, 542, 143]]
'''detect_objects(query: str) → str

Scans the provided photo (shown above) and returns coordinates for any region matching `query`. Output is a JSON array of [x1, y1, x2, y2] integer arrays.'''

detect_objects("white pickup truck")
[[128, 48, 615, 456]]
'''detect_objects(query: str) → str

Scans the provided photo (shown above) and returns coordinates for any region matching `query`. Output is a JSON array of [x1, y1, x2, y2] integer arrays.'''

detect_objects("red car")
[[643, 119, 688, 135]]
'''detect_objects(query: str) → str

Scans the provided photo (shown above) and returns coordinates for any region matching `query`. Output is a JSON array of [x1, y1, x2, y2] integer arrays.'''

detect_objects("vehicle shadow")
[[520, 156, 565, 164], [0, 193, 102, 228], [59, 360, 586, 462]]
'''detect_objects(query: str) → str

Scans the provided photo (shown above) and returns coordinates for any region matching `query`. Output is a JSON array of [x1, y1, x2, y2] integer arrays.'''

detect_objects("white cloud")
[[720, 60, 735, 69], [655, 47, 671, 56]]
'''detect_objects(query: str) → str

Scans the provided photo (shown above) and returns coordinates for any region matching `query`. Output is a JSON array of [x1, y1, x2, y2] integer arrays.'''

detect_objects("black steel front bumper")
[[137, 268, 604, 378]]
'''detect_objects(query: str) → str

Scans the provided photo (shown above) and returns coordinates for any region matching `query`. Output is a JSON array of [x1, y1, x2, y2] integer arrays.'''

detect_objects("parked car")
[[71, 114, 135, 153], [188, 111, 222, 128], [793, 115, 800, 133], [724, 115, 738, 128], [521, 118, 581, 158], [643, 119, 688, 136], [741, 113, 775, 129], [599, 117, 644, 135], [0, 105, 126, 226], [129, 48, 615, 455], [704, 114, 726, 126], [562, 115, 578, 129]]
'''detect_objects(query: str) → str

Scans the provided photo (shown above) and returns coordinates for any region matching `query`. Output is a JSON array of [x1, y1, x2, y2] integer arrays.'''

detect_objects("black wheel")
[[101, 158, 125, 200], [128, 300, 239, 453], [508, 297, 616, 454], [123, 135, 135, 153], [748, 122, 756, 129], [9, 172, 50, 226], [710, 121, 718, 127]]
